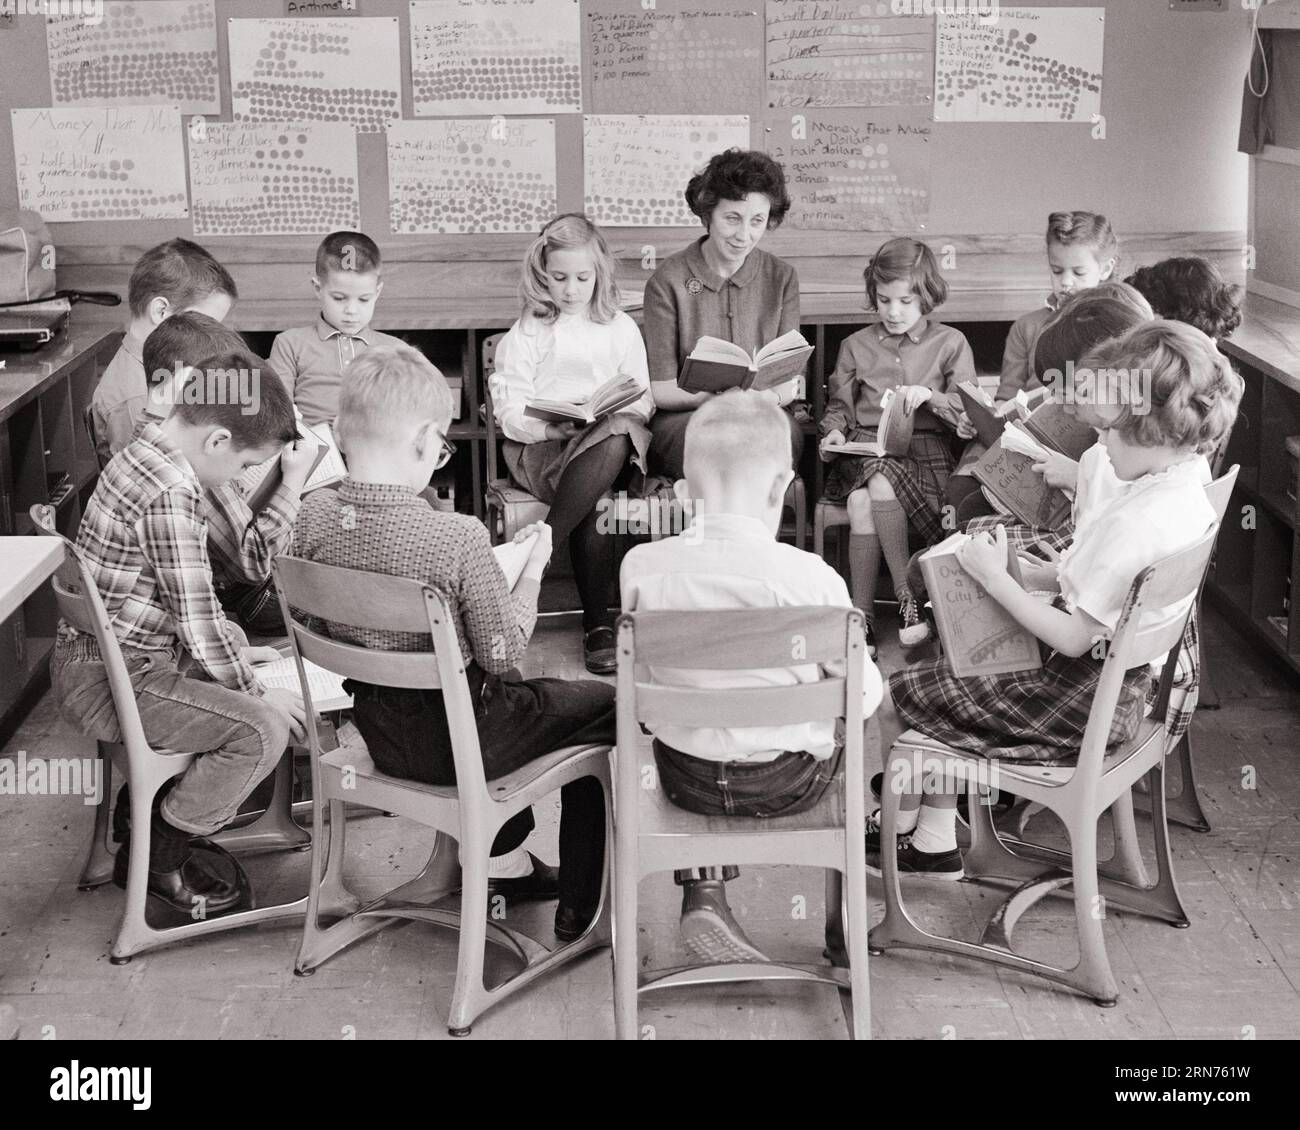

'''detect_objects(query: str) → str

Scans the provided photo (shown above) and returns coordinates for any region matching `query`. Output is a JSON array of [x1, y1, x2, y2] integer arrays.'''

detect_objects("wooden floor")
[[2, 600, 1298, 1040]]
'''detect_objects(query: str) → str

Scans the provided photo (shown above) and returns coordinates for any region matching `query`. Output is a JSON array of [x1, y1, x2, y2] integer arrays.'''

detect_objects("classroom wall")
[[0, 0, 1256, 310]]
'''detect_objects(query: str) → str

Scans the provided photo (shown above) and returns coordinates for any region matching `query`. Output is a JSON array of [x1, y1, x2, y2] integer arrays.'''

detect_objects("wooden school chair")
[[613, 607, 871, 1040], [66, 418, 313, 888], [30, 507, 308, 963], [482, 333, 808, 547], [1004, 466, 1238, 844], [274, 556, 613, 1037], [869, 517, 1225, 1007]]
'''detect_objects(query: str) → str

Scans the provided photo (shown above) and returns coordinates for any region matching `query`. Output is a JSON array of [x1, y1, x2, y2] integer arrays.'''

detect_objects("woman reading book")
[[642, 148, 806, 479]]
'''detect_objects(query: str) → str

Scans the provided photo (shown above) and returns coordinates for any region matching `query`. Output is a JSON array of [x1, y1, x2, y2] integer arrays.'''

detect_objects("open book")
[[958, 382, 1036, 448], [822, 387, 915, 458], [523, 374, 643, 425], [970, 398, 1097, 529], [491, 531, 540, 590], [920, 532, 1042, 678], [678, 330, 813, 394], [239, 421, 345, 513], [254, 655, 352, 713]]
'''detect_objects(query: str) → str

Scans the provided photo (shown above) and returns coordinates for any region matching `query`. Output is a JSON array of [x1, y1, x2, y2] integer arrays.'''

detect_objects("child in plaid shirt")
[[52, 349, 309, 917]]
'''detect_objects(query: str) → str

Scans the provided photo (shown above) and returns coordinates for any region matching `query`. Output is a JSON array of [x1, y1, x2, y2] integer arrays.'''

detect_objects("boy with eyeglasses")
[[291, 346, 612, 942]]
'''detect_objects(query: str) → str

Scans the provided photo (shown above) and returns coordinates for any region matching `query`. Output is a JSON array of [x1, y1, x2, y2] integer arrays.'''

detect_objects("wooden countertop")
[[0, 321, 120, 424], [1222, 294, 1300, 394], [64, 288, 1046, 334], [0, 538, 63, 624]]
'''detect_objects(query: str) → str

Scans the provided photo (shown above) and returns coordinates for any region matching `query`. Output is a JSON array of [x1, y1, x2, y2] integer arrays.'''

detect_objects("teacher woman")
[[643, 148, 806, 478]]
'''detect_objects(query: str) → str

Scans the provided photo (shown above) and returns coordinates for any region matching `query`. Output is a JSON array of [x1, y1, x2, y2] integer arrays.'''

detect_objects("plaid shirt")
[[66, 422, 263, 695]]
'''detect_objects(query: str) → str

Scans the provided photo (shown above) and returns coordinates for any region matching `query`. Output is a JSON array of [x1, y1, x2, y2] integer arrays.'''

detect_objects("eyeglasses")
[[434, 430, 457, 471]]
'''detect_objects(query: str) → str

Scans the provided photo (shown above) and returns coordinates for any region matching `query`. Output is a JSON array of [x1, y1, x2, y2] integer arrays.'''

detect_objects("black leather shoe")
[[486, 853, 560, 903], [582, 627, 617, 676], [113, 840, 243, 913], [554, 904, 595, 942]]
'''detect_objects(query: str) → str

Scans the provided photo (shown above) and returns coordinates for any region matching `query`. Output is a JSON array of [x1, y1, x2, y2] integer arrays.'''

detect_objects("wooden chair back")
[[272, 556, 488, 798]]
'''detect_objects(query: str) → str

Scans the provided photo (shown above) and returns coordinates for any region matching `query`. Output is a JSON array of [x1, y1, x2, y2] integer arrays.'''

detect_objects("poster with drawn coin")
[[46, 1, 220, 114], [585, 3, 762, 115], [934, 6, 1104, 122], [228, 17, 401, 132], [765, 1, 933, 109], [386, 119, 557, 235], [765, 109, 931, 231], [410, 0, 581, 116], [189, 122, 359, 237], [584, 115, 750, 228], [11, 106, 188, 222]]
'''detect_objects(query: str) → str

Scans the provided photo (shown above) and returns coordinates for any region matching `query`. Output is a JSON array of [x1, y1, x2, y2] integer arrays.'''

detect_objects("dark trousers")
[[216, 575, 286, 636], [347, 668, 614, 914], [653, 740, 843, 883]]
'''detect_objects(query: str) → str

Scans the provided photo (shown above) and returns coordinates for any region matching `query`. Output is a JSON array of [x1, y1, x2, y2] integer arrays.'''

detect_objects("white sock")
[[894, 806, 920, 834], [910, 804, 958, 855], [456, 844, 534, 879]]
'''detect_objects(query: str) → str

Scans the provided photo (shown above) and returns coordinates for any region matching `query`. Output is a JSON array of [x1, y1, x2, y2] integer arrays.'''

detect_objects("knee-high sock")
[[872, 498, 913, 598], [571, 507, 617, 632], [848, 534, 882, 626], [546, 434, 631, 545]]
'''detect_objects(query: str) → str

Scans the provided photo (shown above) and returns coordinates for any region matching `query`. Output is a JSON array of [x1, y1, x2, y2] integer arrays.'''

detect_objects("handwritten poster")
[[766, 110, 931, 231], [11, 106, 188, 222], [935, 6, 1104, 123], [584, 115, 750, 228], [410, 0, 581, 116], [189, 122, 359, 237], [585, 4, 762, 115], [387, 119, 557, 234], [765, 1, 933, 108], [228, 17, 401, 132], [46, 1, 220, 114]]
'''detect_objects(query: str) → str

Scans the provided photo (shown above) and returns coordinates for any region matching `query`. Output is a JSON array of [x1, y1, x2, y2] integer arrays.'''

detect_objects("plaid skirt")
[[823, 428, 955, 545], [962, 514, 1201, 747], [504, 413, 651, 504], [889, 645, 1152, 765]]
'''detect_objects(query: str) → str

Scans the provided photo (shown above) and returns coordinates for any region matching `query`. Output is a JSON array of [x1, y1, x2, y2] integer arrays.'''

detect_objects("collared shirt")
[[820, 319, 973, 437], [89, 323, 149, 465], [291, 479, 537, 671], [1061, 448, 1214, 666], [994, 299, 1057, 403], [491, 309, 653, 444], [643, 237, 800, 386], [268, 315, 407, 426], [620, 512, 883, 763], [65, 423, 260, 695], [84, 338, 300, 588]]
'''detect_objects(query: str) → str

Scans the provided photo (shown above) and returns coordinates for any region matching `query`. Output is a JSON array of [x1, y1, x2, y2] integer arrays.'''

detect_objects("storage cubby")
[[0, 326, 122, 747], [1258, 376, 1300, 524]]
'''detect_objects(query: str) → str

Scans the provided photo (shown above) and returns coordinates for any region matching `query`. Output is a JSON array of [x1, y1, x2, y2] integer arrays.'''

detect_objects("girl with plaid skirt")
[[870, 321, 1243, 880], [490, 214, 655, 674], [819, 238, 975, 655]]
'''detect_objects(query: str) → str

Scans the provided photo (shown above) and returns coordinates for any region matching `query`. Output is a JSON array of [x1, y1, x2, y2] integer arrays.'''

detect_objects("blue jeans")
[[652, 740, 843, 883], [51, 634, 288, 836]]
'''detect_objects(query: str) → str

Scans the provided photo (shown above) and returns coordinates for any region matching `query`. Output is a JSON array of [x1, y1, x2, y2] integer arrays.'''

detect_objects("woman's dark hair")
[[684, 149, 791, 230], [1124, 257, 1242, 342]]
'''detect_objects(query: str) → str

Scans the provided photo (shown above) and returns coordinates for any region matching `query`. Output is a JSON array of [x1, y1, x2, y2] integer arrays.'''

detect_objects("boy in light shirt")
[[268, 230, 406, 427], [621, 391, 883, 963]]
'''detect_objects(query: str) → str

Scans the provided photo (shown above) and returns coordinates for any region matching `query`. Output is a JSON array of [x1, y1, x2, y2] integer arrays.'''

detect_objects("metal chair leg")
[[78, 743, 117, 890]]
